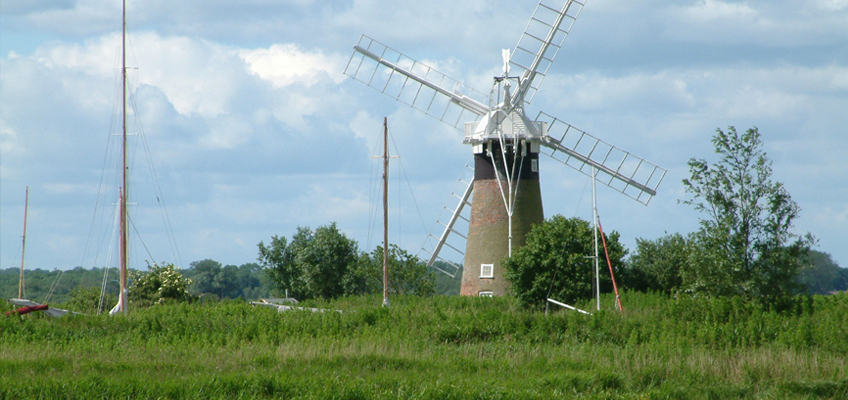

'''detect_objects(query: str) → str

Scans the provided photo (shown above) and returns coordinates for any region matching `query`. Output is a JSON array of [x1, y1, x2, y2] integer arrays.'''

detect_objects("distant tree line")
[[0, 267, 120, 305], [182, 260, 275, 300]]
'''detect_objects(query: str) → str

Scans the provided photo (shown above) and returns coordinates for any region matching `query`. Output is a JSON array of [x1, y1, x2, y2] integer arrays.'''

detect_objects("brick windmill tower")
[[345, 0, 666, 296]]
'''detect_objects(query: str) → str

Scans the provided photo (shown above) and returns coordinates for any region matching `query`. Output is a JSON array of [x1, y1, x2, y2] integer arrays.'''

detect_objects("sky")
[[0, 0, 846, 275]]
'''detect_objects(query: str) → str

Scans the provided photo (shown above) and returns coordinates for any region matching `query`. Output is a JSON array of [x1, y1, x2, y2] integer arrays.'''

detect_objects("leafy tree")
[[799, 250, 848, 295], [129, 262, 194, 307], [624, 233, 691, 295], [354, 245, 436, 297], [185, 260, 270, 300], [503, 215, 626, 310], [188, 259, 222, 298], [236, 263, 262, 294], [682, 127, 813, 300], [215, 264, 240, 299], [258, 223, 359, 300]]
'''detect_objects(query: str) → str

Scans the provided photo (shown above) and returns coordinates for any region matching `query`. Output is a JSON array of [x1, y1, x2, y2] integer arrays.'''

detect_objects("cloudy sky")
[[1, 0, 846, 275]]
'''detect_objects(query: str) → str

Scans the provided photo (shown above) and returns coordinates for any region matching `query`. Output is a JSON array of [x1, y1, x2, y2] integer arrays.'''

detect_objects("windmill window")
[[480, 263, 494, 278], [531, 159, 538, 172], [479, 291, 494, 297]]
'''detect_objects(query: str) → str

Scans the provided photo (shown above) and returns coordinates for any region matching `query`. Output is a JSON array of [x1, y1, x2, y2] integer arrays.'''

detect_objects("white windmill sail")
[[344, 35, 489, 128], [510, 0, 585, 107], [535, 112, 665, 205], [417, 160, 475, 276]]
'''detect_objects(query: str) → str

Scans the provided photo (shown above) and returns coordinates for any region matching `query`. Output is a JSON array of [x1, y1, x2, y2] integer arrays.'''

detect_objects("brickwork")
[[460, 177, 544, 296]]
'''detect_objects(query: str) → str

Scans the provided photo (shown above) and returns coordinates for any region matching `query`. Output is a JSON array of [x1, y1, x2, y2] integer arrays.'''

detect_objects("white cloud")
[[241, 44, 346, 88], [662, 0, 848, 47], [817, 0, 848, 11], [683, 0, 758, 22]]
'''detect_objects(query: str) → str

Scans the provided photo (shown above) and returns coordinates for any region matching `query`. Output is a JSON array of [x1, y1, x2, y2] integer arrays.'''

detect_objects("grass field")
[[1, 293, 847, 399]]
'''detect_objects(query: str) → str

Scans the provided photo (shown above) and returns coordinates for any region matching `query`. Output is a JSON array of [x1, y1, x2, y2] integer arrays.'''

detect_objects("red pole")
[[597, 218, 623, 313]]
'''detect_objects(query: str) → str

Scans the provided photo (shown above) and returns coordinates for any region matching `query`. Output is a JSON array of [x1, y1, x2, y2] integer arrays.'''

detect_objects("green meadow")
[[2, 293, 847, 399]]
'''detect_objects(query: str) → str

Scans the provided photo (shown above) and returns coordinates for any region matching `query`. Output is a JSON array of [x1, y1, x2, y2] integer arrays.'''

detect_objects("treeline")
[[623, 238, 847, 296], [1, 259, 462, 307], [0, 267, 120, 305], [1, 244, 840, 309], [0, 262, 276, 306]]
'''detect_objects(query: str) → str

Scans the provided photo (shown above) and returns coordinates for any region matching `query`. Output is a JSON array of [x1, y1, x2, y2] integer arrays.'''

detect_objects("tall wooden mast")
[[118, 0, 129, 314], [18, 187, 29, 299]]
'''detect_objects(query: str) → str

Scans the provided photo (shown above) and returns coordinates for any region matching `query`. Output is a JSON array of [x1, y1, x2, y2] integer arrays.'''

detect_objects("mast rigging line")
[[365, 120, 428, 253]]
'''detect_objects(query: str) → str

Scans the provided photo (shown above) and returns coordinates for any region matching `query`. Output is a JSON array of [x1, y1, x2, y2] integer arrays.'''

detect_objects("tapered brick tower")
[[460, 110, 545, 296]]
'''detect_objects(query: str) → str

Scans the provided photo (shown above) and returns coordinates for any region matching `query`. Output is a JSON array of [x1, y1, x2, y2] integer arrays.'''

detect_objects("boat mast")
[[18, 187, 29, 299], [118, 0, 128, 314], [382, 117, 389, 307]]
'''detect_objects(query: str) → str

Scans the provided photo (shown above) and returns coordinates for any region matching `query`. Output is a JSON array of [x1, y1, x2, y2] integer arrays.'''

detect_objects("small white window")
[[478, 291, 494, 297], [531, 159, 538, 172], [480, 263, 494, 278]]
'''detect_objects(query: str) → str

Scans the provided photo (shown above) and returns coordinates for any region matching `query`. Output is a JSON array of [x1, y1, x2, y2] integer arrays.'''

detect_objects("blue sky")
[[1, 0, 846, 275]]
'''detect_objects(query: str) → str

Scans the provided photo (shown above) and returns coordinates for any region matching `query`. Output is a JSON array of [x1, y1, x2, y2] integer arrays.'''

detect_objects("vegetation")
[[800, 250, 848, 295], [258, 223, 360, 300], [0, 266, 121, 305], [259, 223, 436, 299], [431, 261, 462, 296], [503, 215, 626, 309], [129, 262, 195, 307], [355, 245, 435, 297], [1, 292, 847, 399], [623, 233, 691, 294], [64, 286, 116, 315], [681, 126, 813, 301], [183, 260, 273, 300]]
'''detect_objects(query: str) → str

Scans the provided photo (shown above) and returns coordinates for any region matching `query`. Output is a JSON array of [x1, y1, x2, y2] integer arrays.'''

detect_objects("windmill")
[[344, 0, 666, 296]]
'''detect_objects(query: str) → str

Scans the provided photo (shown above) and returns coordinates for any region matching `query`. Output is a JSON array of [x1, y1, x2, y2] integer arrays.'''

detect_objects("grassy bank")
[[1, 293, 847, 399]]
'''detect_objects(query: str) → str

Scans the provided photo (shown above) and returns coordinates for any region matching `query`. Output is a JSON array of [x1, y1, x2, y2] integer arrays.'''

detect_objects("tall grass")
[[1, 293, 847, 399]]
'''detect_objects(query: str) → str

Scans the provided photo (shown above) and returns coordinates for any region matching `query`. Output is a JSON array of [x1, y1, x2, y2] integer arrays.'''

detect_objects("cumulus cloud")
[[1, 0, 76, 16], [662, 0, 848, 47], [241, 44, 346, 88]]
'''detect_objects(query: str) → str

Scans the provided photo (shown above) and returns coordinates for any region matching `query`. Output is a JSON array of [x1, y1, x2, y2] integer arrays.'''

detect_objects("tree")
[[503, 215, 627, 310], [215, 264, 240, 299], [799, 250, 848, 295], [258, 223, 359, 300], [353, 245, 436, 297], [624, 233, 691, 295], [189, 259, 222, 297], [129, 262, 194, 307], [682, 127, 813, 300]]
